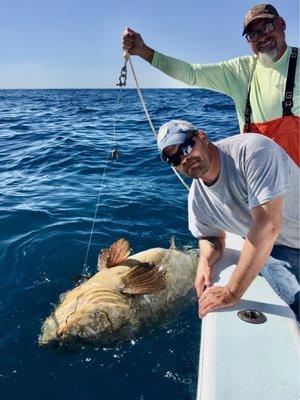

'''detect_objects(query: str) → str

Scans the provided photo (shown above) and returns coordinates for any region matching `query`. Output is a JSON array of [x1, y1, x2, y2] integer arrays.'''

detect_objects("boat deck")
[[197, 233, 300, 400]]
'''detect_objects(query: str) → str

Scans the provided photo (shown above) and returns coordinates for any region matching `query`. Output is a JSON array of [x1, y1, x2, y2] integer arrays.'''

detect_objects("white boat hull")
[[197, 232, 300, 400]]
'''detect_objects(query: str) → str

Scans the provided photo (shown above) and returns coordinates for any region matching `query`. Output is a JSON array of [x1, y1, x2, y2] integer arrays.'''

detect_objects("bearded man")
[[123, 4, 299, 166]]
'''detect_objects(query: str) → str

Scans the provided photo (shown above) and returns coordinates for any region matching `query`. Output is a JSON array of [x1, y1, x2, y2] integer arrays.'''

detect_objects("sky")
[[0, 0, 299, 88]]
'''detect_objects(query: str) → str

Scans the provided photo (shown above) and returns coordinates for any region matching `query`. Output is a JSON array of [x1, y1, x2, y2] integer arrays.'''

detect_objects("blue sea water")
[[0, 88, 238, 400]]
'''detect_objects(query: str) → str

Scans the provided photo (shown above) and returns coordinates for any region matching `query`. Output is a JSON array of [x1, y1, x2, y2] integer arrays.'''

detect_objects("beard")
[[182, 157, 210, 180], [258, 48, 278, 66], [257, 38, 278, 66]]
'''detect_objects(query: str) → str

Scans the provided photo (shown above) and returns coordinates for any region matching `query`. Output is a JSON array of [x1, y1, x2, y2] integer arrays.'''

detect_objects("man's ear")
[[196, 129, 209, 144], [278, 17, 286, 31]]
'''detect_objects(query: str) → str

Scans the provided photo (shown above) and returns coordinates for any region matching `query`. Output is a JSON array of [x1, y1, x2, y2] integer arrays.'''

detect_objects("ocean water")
[[0, 88, 238, 400]]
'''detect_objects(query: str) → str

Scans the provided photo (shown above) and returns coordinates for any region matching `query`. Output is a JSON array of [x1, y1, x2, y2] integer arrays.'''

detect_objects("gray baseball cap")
[[157, 120, 197, 153], [242, 4, 280, 35]]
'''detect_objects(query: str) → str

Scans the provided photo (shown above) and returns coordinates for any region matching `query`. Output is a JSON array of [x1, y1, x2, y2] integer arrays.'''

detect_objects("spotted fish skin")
[[39, 241, 198, 346]]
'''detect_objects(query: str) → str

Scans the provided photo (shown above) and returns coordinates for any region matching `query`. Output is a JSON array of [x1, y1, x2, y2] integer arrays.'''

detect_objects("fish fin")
[[121, 263, 167, 295], [98, 249, 109, 270], [98, 239, 131, 269], [116, 258, 142, 268], [169, 235, 176, 249], [107, 239, 131, 267]]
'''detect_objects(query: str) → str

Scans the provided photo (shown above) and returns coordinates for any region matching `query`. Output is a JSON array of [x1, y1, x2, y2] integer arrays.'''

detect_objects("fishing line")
[[82, 52, 189, 275], [82, 88, 124, 276]]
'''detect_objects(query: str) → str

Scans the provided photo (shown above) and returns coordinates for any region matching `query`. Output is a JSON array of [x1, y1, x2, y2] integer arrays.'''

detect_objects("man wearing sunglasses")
[[157, 120, 300, 320], [123, 4, 299, 166]]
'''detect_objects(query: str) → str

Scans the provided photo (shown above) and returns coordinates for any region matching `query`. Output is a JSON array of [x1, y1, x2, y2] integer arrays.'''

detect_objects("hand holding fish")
[[198, 285, 239, 318]]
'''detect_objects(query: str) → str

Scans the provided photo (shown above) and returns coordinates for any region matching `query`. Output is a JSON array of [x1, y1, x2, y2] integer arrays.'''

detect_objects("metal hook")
[[116, 60, 128, 87]]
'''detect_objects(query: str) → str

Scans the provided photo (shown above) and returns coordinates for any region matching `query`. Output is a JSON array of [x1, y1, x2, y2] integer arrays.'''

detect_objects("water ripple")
[[0, 88, 238, 400]]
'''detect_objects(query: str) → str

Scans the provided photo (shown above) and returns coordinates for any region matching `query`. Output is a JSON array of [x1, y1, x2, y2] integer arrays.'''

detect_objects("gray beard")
[[258, 48, 278, 66]]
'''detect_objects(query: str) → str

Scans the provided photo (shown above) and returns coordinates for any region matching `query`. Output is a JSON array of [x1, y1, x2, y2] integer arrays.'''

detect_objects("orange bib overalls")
[[243, 47, 299, 166]]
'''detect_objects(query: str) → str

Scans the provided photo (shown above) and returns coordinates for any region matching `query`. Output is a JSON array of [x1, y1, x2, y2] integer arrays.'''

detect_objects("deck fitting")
[[237, 309, 267, 324]]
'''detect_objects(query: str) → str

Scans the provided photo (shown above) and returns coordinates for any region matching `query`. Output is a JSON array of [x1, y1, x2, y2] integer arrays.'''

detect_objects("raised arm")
[[199, 197, 282, 317], [122, 27, 241, 96]]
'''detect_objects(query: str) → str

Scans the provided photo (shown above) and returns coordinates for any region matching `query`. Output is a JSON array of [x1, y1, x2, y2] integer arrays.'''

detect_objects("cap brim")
[[157, 131, 189, 153], [242, 14, 276, 35]]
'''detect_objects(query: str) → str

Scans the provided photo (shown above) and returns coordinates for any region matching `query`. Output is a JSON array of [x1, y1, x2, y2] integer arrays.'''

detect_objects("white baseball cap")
[[157, 120, 197, 153]]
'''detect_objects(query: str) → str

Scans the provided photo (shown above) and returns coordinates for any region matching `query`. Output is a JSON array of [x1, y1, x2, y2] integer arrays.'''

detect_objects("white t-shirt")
[[188, 133, 299, 249]]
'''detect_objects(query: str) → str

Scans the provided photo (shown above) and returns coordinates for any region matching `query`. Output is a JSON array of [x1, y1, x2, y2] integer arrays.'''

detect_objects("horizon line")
[[0, 87, 200, 90]]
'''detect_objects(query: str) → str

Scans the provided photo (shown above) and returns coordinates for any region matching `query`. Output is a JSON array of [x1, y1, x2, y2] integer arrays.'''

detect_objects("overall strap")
[[244, 48, 298, 130], [244, 90, 252, 132], [282, 47, 298, 116], [244, 58, 257, 132]]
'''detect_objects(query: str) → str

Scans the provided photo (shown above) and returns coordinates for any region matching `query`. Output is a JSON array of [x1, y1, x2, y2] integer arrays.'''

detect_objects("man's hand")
[[122, 27, 154, 62], [199, 286, 238, 318], [195, 235, 225, 298], [195, 260, 213, 298]]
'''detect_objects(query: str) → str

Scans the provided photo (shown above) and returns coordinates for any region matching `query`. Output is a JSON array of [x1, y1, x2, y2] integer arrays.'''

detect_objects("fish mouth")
[[38, 315, 59, 346]]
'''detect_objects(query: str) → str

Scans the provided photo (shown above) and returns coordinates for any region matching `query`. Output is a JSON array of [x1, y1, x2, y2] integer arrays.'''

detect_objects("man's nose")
[[181, 154, 190, 166], [257, 30, 271, 42]]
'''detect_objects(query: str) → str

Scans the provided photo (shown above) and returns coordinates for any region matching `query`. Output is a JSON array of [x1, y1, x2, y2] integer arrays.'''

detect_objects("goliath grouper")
[[39, 239, 198, 345]]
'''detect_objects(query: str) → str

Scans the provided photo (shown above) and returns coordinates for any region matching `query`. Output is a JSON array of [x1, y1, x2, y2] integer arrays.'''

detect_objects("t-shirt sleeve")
[[151, 51, 249, 99], [243, 136, 291, 209]]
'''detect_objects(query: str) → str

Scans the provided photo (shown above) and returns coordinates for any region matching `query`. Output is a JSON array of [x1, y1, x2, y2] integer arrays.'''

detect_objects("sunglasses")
[[162, 136, 196, 167], [245, 19, 278, 43]]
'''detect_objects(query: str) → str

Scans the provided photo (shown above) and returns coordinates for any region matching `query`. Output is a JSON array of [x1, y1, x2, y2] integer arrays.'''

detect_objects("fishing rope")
[[82, 88, 124, 275], [126, 54, 190, 192]]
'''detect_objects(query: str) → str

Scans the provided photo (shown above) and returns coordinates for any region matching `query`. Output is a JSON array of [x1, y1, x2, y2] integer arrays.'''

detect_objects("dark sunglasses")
[[162, 136, 196, 167], [245, 19, 278, 43]]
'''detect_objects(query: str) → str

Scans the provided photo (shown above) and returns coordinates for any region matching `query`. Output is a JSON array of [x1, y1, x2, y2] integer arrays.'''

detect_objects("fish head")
[[38, 314, 59, 345], [39, 288, 137, 346]]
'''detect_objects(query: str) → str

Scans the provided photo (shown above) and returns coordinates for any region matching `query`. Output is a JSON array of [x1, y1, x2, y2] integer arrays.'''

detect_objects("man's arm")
[[122, 28, 243, 97], [199, 197, 283, 317], [195, 233, 226, 298], [226, 197, 283, 298]]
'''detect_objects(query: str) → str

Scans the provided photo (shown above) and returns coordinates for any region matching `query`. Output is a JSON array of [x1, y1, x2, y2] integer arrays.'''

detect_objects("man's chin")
[[181, 171, 198, 179], [258, 48, 278, 65], [181, 168, 200, 179], [183, 166, 206, 180]]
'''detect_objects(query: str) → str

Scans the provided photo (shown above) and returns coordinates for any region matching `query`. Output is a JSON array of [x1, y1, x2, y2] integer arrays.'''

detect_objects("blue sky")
[[0, 0, 299, 88]]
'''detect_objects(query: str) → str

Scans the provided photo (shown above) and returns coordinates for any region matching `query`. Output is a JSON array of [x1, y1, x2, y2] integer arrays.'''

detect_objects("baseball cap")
[[242, 4, 280, 35], [157, 120, 197, 153]]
